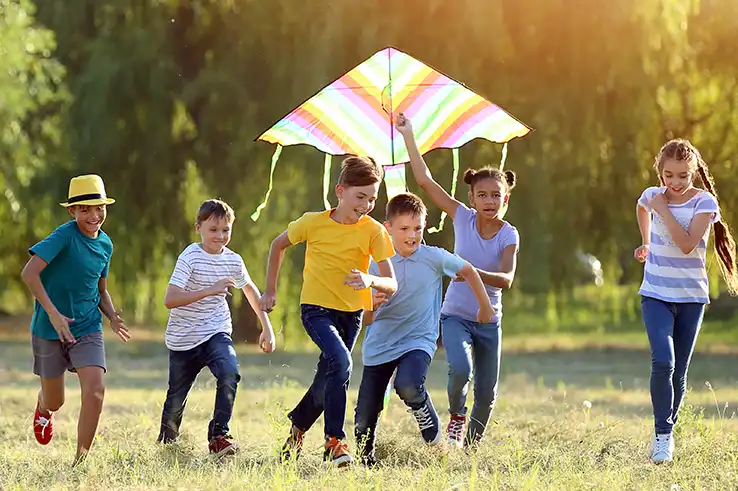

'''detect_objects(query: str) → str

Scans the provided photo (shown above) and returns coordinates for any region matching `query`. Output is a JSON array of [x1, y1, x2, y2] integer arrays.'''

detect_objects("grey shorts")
[[32, 330, 107, 378]]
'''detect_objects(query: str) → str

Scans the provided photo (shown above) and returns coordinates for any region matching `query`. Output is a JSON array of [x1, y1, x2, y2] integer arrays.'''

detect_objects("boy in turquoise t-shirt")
[[21, 174, 130, 466]]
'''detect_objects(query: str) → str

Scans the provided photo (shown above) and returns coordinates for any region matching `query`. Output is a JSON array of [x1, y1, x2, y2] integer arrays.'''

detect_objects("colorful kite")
[[252, 46, 532, 232]]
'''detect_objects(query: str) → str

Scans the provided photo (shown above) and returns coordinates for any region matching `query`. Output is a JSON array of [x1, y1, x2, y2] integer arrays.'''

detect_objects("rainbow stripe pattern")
[[258, 47, 531, 166]]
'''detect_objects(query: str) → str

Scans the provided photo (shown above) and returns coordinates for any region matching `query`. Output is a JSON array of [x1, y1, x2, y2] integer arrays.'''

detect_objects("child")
[[21, 174, 129, 466], [354, 193, 494, 466], [157, 199, 276, 457], [396, 114, 520, 448], [634, 139, 737, 464], [260, 156, 397, 466]]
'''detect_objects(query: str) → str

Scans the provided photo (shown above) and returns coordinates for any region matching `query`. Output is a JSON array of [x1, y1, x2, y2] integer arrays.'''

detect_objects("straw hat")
[[59, 174, 115, 207]]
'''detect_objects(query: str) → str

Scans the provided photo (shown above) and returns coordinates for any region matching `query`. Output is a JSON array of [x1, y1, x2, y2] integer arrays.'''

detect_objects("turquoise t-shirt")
[[29, 221, 113, 340]]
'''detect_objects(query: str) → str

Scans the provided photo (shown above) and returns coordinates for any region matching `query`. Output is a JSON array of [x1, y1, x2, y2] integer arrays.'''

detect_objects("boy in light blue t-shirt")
[[354, 193, 493, 466]]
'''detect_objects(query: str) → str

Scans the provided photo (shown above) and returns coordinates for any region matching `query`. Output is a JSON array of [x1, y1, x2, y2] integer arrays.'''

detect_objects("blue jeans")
[[354, 350, 433, 456], [641, 296, 705, 435], [441, 314, 501, 443], [288, 304, 362, 440], [158, 332, 241, 442]]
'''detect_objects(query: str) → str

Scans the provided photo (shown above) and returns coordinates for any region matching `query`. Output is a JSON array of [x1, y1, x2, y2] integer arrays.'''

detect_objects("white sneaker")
[[648, 433, 674, 464]]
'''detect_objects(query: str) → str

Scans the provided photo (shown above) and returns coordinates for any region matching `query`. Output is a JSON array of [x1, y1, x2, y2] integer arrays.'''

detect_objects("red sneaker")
[[446, 413, 466, 449], [208, 435, 239, 457], [33, 404, 53, 445]]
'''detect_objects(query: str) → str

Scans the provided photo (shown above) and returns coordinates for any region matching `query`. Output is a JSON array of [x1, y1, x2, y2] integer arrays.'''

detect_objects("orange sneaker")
[[208, 435, 239, 457], [323, 436, 353, 467], [280, 425, 306, 461]]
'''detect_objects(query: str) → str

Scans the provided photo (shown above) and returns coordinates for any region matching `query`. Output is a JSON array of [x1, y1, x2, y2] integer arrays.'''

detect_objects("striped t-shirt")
[[637, 186, 719, 304], [165, 243, 250, 351]]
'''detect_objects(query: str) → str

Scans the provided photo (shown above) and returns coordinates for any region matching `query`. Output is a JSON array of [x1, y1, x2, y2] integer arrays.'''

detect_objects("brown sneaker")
[[208, 435, 239, 457], [323, 437, 353, 467], [280, 425, 305, 461]]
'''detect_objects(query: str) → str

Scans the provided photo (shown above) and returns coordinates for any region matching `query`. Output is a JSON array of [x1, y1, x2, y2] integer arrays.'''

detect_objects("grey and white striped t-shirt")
[[165, 243, 250, 351], [638, 186, 719, 304]]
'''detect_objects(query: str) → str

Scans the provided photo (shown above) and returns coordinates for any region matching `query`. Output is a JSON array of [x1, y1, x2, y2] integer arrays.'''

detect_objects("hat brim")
[[60, 197, 115, 207]]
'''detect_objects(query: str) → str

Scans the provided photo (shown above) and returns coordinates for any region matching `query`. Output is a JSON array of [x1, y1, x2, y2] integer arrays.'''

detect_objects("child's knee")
[[448, 363, 472, 385], [394, 382, 424, 405], [82, 381, 106, 402], [328, 352, 352, 378]]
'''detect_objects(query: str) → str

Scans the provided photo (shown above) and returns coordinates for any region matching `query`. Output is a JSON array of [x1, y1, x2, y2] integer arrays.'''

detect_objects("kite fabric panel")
[[257, 47, 530, 166], [251, 46, 532, 224]]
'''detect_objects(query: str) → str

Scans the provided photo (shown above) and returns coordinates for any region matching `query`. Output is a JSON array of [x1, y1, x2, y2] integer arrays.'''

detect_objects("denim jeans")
[[354, 349, 433, 456], [641, 296, 705, 435], [288, 304, 362, 440], [441, 314, 501, 444], [158, 332, 241, 442]]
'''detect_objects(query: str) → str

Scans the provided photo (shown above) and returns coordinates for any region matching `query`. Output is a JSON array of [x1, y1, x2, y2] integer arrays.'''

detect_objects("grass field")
[[1, 323, 737, 490]]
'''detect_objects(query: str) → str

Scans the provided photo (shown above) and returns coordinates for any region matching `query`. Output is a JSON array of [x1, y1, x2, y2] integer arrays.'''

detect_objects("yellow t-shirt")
[[287, 210, 394, 312]]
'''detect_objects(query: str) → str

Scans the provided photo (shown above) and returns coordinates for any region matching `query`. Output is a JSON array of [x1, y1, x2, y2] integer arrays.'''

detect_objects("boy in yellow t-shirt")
[[260, 156, 397, 466]]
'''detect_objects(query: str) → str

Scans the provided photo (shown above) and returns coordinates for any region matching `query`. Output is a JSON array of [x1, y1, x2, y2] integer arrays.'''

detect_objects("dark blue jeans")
[[641, 296, 705, 435], [354, 349, 432, 456], [158, 332, 241, 442], [288, 304, 362, 440]]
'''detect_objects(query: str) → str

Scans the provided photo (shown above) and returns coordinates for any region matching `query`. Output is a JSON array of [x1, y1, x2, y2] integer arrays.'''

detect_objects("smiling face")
[[660, 158, 696, 197], [196, 215, 232, 254], [68, 204, 107, 238], [385, 213, 425, 257], [335, 183, 380, 223], [468, 177, 509, 220]]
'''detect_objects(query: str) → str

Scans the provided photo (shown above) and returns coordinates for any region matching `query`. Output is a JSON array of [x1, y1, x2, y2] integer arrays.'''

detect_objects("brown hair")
[[463, 167, 517, 192], [386, 192, 427, 222], [196, 199, 235, 225], [338, 156, 383, 187], [655, 139, 738, 295]]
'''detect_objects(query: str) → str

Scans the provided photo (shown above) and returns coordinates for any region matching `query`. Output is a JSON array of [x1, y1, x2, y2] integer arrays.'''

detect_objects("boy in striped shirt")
[[157, 199, 275, 457]]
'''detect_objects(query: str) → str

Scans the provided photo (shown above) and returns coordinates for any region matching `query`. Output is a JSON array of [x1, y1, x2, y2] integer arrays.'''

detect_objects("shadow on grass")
[[1, 337, 737, 393]]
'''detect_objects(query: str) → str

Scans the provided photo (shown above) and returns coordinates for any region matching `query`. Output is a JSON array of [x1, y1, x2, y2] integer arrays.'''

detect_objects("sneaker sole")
[[326, 455, 354, 467], [211, 445, 239, 458]]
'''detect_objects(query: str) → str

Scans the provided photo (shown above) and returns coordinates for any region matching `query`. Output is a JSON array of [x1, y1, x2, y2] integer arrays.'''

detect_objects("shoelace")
[[447, 418, 464, 440], [654, 435, 671, 454], [35, 416, 50, 438], [410, 406, 435, 431], [326, 439, 350, 457]]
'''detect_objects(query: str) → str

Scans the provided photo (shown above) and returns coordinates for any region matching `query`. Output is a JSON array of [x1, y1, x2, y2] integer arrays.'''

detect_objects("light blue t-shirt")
[[442, 203, 519, 323], [29, 221, 113, 340], [363, 244, 465, 366]]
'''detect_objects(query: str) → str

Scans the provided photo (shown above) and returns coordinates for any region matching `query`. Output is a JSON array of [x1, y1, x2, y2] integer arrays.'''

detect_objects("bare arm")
[[636, 204, 651, 246], [98, 277, 116, 321], [397, 115, 462, 219], [98, 277, 130, 342], [471, 245, 517, 289], [164, 279, 232, 309], [243, 282, 273, 333], [457, 262, 494, 318], [657, 208, 712, 255], [21, 255, 75, 342], [367, 259, 397, 295], [260, 231, 293, 312]]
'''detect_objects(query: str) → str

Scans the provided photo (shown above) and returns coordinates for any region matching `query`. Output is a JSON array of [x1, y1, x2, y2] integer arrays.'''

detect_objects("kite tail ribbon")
[[251, 144, 283, 221], [323, 154, 332, 210], [428, 148, 460, 234], [500, 142, 509, 170]]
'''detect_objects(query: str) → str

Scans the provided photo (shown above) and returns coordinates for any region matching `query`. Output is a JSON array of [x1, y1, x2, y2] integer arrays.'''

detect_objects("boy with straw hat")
[[21, 174, 130, 466]]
